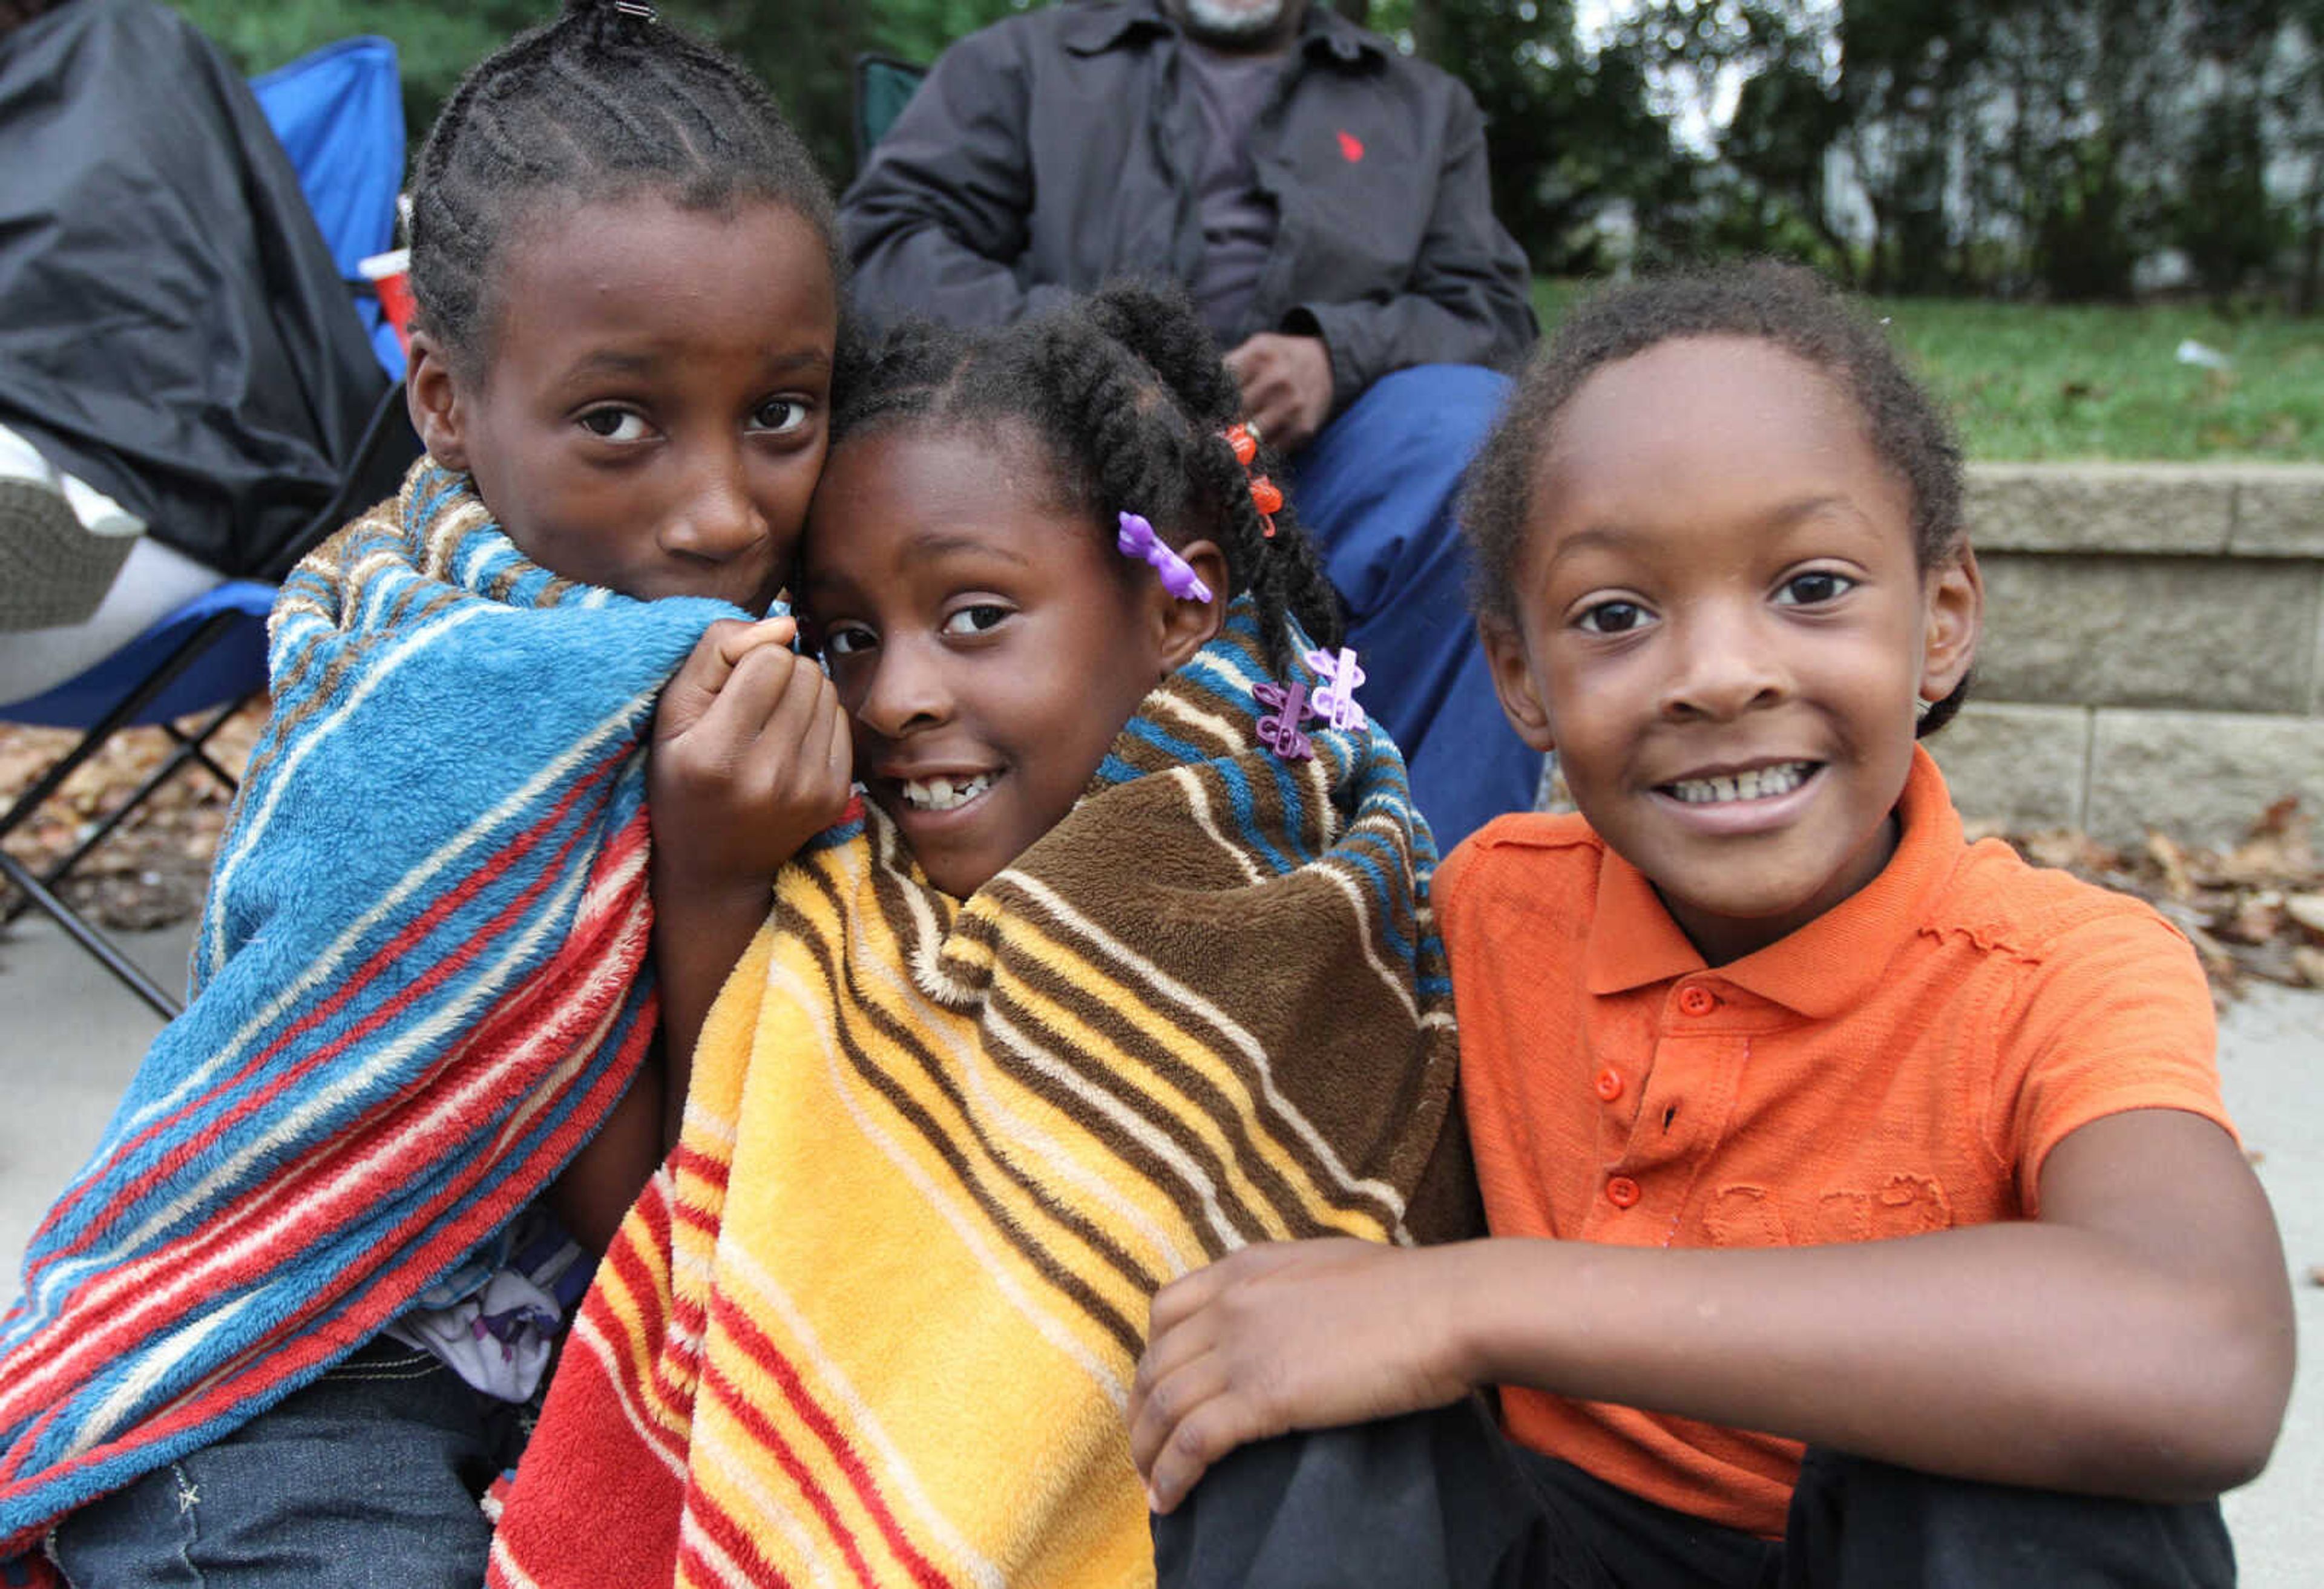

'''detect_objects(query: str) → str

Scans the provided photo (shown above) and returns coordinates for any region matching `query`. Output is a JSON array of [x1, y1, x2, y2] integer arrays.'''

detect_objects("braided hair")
[[1461, 261, 1974, 736], [407, 0, 835, 374], [825, 283, 1344, 675]]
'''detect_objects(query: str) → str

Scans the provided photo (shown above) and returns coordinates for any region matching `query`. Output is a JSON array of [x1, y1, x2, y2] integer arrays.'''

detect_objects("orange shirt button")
[[1594, 1067, 1624, 1102], [1605, 1175, 1641, 1208], [1677, 985, 1718, 1017]]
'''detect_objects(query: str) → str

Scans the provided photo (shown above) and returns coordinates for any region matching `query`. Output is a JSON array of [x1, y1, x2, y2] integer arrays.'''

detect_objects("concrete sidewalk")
[[2, 915, 2318, 1582]]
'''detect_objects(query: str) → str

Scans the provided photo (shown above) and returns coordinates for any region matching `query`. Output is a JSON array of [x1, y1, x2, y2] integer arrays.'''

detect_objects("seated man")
[[841, 0, 1540, 845]]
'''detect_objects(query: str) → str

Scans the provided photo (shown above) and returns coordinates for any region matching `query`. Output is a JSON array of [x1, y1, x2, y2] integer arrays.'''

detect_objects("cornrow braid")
[[407, 0, 835, 374], [1462, 260, 1975, 737], [826, 283, 1343, 675]]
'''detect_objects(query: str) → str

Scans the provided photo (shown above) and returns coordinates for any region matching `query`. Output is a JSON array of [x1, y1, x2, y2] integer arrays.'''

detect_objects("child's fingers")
[[689, 641, 811, 753], [821, 689, 853, 788], [801, 677, 852, 794], [1126, 1343, 1227, 1483], [657, 618, 796, 739], [714, 614, 798, 669], [1146, 1257, 1232, 1341], [747, 670, 850, 811], [744, 658, 838, 768], [1148, 1241, 1303, 1338], [1141, 1383, 1266, 1516]]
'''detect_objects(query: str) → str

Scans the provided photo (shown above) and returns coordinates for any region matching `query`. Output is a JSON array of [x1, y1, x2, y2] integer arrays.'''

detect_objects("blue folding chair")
[[251, 36, 407, 379], [1, 35, 412, 1018]]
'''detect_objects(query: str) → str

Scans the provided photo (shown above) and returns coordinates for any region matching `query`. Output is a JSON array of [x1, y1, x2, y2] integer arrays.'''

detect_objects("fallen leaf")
[[2145, 831, 2195, 899], [2287, 894, 2324, 939], [2294, 946, 2324, 989], [2253, 796, 2305, 839], [2221, 897, 2283, 946]]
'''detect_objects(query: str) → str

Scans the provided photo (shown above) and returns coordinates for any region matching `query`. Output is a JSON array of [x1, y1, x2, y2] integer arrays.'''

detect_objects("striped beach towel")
[[0, 462, 740, 1571], [488, 604, 1477, 1589]]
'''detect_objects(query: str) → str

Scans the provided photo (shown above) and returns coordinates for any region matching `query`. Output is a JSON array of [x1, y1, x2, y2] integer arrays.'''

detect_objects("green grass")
[[1531, 279, 2324, 462]]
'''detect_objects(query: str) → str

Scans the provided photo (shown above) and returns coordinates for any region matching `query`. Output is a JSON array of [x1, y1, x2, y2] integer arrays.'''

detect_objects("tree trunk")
[[1412, 0, 1443, 62]]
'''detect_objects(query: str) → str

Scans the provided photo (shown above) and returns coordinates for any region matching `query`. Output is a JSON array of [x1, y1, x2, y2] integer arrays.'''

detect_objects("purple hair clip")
[[1305, 647, 1367, 732], [1117, 512, 1213, 604], [1252, 680, 1315, 760]]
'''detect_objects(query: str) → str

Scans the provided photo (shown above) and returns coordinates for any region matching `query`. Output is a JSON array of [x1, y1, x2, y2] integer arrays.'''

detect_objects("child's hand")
[[1128, 1237, 1475, 1515], [651, 617, 853, 888]]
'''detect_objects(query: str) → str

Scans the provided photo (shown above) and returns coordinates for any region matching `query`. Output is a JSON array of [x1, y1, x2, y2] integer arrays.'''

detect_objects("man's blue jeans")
[[1290, 364, 1534, 850], [47, 1338, 524, 1588]]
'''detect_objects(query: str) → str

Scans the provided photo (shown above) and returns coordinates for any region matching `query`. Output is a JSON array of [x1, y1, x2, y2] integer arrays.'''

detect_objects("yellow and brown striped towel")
[[489, 606, 1475, 1589]]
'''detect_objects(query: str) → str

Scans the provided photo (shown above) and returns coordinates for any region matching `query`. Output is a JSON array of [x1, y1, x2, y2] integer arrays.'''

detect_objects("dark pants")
[[1291, 365, 1538, 851], [1154, 1400, 2237, 1589]]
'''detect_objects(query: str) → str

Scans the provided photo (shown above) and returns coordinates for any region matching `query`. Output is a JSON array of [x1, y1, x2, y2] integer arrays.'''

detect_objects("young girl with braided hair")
[[3, 5, 850, 1584], [487, 283, 1477, 1588]]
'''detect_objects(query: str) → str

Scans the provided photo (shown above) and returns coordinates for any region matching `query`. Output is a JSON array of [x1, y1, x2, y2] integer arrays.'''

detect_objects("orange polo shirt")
[[1434, 745, 2234, 1538]]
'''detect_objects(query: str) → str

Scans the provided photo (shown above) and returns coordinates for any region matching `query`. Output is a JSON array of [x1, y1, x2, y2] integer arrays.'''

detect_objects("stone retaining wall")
[[1931, 464, 2324, 846]]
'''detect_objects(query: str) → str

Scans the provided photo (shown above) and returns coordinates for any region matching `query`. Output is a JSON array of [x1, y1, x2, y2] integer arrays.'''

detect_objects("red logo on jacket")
[[1337, 130, 1365, 163]]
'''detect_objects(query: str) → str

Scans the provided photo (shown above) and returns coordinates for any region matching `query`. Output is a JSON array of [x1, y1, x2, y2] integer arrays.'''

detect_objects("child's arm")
[[548, 1067, 665, 1251], [1129, 1106, 2293, 1512], [546, 620, 849, 1242], [649, 617, 853, 1140]]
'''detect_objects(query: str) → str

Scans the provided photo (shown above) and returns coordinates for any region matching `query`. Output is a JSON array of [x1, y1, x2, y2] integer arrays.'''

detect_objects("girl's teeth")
[[902, 773, 993, 811], [1667, 762, 1814, 805]]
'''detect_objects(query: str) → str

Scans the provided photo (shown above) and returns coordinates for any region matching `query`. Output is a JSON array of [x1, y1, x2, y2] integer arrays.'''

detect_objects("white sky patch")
[[1571, 0, 1842, 157]]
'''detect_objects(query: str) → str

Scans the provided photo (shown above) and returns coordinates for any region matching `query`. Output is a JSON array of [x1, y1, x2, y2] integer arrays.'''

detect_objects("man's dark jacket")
[[840, 0, 1537, 411]]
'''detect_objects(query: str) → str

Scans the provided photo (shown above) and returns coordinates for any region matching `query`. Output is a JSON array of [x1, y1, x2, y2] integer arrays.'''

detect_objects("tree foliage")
[[168, 0, 2324, 309]]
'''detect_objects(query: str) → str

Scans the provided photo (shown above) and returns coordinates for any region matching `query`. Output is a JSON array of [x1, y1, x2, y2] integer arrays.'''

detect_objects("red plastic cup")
[[359, 248, 415, 352]]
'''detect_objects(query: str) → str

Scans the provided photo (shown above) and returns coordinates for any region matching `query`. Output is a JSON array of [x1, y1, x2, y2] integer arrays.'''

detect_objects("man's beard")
[[1180, 0, 1293, 45]]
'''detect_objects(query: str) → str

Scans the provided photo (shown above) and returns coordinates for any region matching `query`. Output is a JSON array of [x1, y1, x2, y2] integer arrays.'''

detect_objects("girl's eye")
[[1775, 570, 1856, 606], [1575, 599, 1652, 635], [752, 398, 809, 434], [577, 407, 648, 443], [821, 624, 876, 658], [940, 604, 1011, 637]]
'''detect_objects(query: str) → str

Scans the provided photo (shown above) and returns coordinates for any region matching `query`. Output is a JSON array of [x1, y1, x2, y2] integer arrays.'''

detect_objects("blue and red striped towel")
[[0, 462, 739, 1571]]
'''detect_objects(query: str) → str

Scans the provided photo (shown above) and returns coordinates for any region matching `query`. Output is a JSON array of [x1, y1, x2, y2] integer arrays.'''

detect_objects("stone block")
[[2314, 615, 2324, 718], [2231, 469, 2324, 558], [1975, 554, 2321, 713], [1966, 464, 2234, 555], [1927, 703, 2091, 831], [2086, 710, 2324, 849]]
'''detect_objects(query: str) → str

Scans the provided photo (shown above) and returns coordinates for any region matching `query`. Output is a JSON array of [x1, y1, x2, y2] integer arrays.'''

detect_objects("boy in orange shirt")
[[1126, 264, 2294, 1586]]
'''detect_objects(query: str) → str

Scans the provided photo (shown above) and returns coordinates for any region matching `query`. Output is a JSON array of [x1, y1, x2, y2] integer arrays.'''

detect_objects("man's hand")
[[1127, 1238, 1475, 1515], [1223, 333, 1334, 453], [651, 617, 853, 893]]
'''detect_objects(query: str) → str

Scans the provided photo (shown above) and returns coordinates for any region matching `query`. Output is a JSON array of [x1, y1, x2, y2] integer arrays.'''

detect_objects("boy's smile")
[[1482, 336, 1980, 965], [803, 423, 1212, 900]]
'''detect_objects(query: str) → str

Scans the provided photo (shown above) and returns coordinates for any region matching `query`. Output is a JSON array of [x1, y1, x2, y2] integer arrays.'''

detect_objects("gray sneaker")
[[0, 477, 137, 632]]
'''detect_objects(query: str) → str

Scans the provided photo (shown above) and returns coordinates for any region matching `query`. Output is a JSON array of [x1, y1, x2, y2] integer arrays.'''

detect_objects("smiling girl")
[[488, 284, 1478, 1588]]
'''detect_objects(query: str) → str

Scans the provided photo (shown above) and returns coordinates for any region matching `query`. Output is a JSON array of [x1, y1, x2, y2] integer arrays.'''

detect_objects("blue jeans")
[[48, 1338, 528, 1589], [1290, 364, 1537, 851]]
